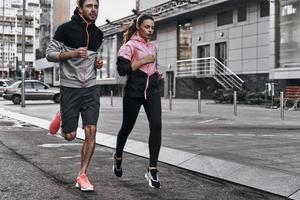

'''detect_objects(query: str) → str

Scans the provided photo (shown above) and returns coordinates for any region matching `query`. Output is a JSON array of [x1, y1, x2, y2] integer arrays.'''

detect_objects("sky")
[[69, 0, 136, 26]]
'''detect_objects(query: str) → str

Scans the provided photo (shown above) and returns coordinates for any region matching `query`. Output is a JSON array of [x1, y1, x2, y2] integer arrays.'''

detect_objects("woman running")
[[113, 14, 162, 188]]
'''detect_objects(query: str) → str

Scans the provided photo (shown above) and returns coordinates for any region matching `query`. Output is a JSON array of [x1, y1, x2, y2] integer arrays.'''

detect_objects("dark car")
[[0, 79, 14, 96], [3, 80, 60, 104]]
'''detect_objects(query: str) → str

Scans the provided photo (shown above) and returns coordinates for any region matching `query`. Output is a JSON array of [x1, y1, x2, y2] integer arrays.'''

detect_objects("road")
[[1, 97, 300, 175], [0, 113, 288, 200]]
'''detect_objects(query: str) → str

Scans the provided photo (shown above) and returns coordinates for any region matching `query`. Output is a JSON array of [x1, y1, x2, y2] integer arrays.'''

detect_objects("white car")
[[3, 80, 60, 104], [0, 79, 13, 97]]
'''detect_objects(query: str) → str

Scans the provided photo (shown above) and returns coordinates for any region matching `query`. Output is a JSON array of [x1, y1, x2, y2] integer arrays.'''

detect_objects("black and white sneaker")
[[113, 153, 123, 177], [144, 168, 161, 188]]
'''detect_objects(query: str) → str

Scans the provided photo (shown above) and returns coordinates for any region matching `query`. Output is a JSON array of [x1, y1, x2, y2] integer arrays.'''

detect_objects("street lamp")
[[131, 9, 139, 16], [21, 0, 26, 107], [2, 0, 5, 79]]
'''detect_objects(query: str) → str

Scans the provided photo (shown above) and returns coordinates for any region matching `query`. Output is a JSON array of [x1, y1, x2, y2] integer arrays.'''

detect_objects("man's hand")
[[58, 47, 88, 61], [74, 47, 88, 59], [95, 58, 103, 69]]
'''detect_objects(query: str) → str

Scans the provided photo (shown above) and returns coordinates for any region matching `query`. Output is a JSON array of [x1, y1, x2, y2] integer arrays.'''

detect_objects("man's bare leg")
[[80, 125, 96, 175]]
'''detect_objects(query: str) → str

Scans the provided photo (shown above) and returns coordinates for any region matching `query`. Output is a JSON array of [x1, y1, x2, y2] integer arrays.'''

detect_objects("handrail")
[[176, 57, 244, 90], [213, 57, 244, 83], [213, 60, 242, 89]]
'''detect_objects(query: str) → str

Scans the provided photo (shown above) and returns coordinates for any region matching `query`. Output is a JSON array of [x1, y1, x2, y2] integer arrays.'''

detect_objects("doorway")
[[197, 45, 210, 75], [215, 42, 227, 66]]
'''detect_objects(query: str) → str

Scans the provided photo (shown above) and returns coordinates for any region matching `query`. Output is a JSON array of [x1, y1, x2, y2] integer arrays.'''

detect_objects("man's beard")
[[82, 13, 96, 23]]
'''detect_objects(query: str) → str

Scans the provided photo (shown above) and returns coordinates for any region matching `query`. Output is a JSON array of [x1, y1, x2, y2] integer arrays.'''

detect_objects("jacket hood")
[[71, 9, 97, 28]]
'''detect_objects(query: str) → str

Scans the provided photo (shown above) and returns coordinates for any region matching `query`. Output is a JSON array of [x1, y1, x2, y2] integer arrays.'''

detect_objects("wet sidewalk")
[[0, 97, 300, 199], [0, 114, 287, 200]]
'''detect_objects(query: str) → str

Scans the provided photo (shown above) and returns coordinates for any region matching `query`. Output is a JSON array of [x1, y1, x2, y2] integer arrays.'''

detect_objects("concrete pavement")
[[0, 114, 286, 200], [0, 97, 299, 199]]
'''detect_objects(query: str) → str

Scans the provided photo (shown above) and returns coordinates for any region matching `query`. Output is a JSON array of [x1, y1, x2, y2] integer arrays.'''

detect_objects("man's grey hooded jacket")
[[46, 11, 103, 88]]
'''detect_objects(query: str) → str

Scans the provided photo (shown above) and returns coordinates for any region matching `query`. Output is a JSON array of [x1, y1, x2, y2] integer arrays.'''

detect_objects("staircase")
[[176, 57, 244, 90]]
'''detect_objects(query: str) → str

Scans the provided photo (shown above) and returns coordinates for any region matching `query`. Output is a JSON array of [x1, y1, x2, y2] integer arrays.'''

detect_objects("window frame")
[[217, 10, 233, 26], [237, 6, 247, 22], [260, 0, 270, 18]]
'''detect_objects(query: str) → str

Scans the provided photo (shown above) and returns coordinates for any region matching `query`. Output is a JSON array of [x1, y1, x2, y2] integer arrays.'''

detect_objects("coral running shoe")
[[49, 112, 61, 135], [75, 174, 94, 192]]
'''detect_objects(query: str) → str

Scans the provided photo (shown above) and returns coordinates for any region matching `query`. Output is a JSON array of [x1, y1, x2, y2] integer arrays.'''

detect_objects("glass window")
[[279, 0, 300, 68], [238, 6, 247, 22], [33, 82, 46, 89], [98, 35, 117, 79], [260, 0, 270, 17], [177, 20, 192, 60], [20, 82, 33, 89], [217, 10, 233, 26]]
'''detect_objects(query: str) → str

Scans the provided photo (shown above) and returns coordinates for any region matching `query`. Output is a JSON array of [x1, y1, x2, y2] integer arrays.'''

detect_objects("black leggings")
[[116, 95, 162, 167]]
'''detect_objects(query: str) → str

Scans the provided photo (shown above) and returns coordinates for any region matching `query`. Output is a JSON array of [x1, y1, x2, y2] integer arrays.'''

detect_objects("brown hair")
[[123, 14, 154, 43], [78, 0, 99, 8]]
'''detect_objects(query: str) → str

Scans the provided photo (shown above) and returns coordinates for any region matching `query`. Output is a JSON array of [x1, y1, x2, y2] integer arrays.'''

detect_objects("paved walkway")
[[0, 114, 286, 200], [0, 97, 300, 199]]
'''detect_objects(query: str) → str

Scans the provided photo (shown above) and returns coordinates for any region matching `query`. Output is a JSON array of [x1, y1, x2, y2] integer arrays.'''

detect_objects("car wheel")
[[53, 94, 60, 103], [12, 95, 21, 104]]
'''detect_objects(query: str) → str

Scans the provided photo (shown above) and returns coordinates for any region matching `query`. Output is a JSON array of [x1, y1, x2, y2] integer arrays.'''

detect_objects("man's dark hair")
[[78, 0, 99, 8]]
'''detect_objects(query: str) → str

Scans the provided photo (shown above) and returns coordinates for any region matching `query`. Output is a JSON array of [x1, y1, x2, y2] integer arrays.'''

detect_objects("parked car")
[[0, 79, 14, 96], [3, 80, 60, 104]]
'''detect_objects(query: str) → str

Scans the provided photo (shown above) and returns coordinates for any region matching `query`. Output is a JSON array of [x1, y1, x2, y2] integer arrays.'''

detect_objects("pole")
[[233, 91, 237, 116], [169, 90, 172, 111], [98, 48, 103, 79], [280, 91, 284, 120], [107, 38, 111, 77], [110, 90, 113, 106], [198, 91, 201, 113], [21, 0, 26, 107], [2, 0, 5, 79], [271, 82, 275, 108]]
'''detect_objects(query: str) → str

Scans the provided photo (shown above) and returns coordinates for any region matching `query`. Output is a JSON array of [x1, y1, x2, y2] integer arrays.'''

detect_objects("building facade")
[[97, 0, 300, 98], [35, 0, 77, 86], [0, 0, 40, 79]]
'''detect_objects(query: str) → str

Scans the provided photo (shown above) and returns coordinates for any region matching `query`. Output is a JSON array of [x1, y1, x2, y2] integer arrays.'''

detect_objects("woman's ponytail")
[[123, 19, 137, 43]]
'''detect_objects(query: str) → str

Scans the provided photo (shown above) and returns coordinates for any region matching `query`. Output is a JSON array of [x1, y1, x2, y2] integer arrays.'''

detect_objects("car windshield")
[[9, 81, 21, 88], [0, 80, 14, 87], [5, 80, 14, 86]]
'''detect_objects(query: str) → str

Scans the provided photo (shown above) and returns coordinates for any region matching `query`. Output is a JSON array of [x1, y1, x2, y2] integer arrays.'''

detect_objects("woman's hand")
[[156, 70, 163, 80], [142, 55, 156, 65], [131, 55, 156, 71]]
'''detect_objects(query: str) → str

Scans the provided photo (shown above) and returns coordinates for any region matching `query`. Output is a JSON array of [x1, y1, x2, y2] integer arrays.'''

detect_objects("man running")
[[46, 0, 103, 192]]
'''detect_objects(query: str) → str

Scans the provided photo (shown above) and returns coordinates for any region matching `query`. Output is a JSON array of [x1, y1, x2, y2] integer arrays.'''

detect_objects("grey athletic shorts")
[[60, 85, 100, 133]]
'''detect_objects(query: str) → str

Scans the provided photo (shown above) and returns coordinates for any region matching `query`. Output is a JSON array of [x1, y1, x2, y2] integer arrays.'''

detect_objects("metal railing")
[[176, 57, 244, 90]]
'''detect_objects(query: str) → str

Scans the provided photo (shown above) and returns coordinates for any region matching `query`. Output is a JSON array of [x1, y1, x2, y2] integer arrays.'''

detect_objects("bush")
[[245, 91, 266, 104], [212, 89, 247, 103]]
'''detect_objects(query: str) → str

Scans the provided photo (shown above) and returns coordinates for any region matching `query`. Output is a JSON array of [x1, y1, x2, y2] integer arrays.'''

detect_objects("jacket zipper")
[[144, 74, 150, 100], [83, 23, 90, 88]]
